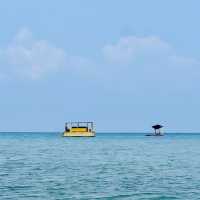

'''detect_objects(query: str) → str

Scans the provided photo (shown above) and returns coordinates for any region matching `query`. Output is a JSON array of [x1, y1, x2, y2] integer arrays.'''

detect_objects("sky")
[[0, 0, 200, 132]]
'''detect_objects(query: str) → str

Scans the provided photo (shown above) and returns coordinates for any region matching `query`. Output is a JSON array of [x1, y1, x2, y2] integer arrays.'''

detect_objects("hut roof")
[[152, 124, 163, 129]]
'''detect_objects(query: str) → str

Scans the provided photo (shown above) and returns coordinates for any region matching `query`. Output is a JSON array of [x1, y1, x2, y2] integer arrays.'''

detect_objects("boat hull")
[[63, 131, 95, 137]]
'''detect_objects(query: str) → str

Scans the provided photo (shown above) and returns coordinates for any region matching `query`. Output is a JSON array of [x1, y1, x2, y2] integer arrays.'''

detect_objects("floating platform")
[[63, 122, 95, 137], [146, 124, 164, 136], [145, 134, 164, 136]]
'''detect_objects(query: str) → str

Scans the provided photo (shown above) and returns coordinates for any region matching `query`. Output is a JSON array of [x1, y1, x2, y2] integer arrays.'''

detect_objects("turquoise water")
[[1, 132, 200, 200]]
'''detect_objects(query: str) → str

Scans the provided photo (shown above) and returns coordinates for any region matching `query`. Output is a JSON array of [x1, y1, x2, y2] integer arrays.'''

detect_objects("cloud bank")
[[101, 35, 200, 92], [0, 29, 199, 88], [103, 36, 171, 64], [0, 29, 68, 79]]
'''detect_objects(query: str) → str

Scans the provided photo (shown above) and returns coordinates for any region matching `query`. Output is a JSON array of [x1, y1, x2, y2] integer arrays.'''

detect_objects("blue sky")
[[0, 0, 200, 132]]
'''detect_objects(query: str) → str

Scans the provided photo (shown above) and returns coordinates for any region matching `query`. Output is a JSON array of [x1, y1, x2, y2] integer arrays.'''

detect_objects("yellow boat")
[[63, 122, 95, 137]]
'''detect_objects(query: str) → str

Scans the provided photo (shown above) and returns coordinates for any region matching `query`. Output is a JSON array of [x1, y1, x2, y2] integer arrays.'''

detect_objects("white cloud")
[[0, 28, 98, 80], [101, 35, 200, 92], [1, 28, 67, 79], [13, 28, 34, 46], [0, 30, 199, 88], [103, 36, 171, 64]]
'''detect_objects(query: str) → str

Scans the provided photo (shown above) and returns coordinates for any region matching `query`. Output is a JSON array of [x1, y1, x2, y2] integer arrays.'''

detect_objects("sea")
[[0, 132, 200, 200]]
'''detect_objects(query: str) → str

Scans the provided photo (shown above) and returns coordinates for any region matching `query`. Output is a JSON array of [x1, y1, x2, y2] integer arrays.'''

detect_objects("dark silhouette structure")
[[152, 124, 163, 136]]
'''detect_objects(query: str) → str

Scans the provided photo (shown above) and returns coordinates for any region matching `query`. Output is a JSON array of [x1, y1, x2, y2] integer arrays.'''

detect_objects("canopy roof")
[[152, 124, 163, 129], [65, 122, 94, 128]]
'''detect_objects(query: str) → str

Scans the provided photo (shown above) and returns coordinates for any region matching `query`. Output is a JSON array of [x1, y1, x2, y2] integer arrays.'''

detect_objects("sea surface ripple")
[[0, 132, 200, 200]]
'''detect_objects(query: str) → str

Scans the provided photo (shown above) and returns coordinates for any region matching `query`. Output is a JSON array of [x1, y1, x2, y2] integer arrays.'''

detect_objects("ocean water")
[[1, 132, 200, 200]]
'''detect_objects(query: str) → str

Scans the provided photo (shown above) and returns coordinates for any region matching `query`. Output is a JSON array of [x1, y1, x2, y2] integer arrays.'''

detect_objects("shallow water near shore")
[[0, 132, 200, 200]]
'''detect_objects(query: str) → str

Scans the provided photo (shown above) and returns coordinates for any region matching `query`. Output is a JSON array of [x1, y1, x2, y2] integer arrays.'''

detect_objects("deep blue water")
[[1, 132, 200, 200]]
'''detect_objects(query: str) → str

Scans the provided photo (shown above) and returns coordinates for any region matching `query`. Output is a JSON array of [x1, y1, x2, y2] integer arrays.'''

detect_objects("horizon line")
[[0, 131, 200, 134]]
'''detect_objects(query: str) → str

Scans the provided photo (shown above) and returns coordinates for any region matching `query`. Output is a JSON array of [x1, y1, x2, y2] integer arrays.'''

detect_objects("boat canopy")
[[65, 122, 94, 130]]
